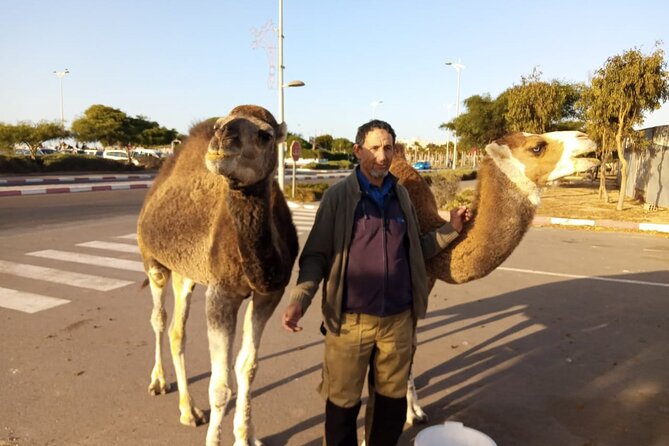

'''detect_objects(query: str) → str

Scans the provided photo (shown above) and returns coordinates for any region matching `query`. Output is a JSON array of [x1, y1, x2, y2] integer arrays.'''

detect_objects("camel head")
[[484, 131, 598, 204], [205, 104, 287, 187]]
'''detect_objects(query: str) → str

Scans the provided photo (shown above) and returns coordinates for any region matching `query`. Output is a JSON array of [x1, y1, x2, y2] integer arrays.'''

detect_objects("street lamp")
[[53, 68, 70, 128], [277, 0, 305, 192], [445, 61, 464, 169], [371, 100, 383, 119]]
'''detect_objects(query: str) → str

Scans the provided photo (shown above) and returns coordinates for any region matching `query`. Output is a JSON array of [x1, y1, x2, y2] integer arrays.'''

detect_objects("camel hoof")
[[147, 380, 170, 396], [180, 406, 207, 427], [407, 405, 428, 425]]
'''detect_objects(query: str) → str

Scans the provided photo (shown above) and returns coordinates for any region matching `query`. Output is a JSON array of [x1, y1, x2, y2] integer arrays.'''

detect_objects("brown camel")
[[390, 131, 598, 424], [137, 105, 298, 446]]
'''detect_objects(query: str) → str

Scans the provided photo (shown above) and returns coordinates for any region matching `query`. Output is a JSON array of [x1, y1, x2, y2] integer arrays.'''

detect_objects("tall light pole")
[[445, 61, 464, 169], [53, 68, 70, 128], [277, 0, 305, 192], [371, 100, 383, 119]]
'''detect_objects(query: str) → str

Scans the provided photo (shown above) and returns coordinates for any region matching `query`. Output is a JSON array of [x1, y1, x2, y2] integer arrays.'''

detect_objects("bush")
[[0, 155, 39, 174], [133, 155, 165, 170], [288, 182, 329, 202], [0, 153, 147, 174], [40, 154, 142, 172], [303, 160, 353, 170], [423, 170, 461, 209]]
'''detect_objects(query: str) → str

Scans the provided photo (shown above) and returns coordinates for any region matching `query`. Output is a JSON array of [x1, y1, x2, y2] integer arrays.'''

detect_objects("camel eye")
[[531, 144, 546, 156], [258, 130, 272, 143]]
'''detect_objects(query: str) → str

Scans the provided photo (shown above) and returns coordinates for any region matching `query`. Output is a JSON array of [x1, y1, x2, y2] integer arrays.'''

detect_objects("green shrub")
[[446, 188, 477, 209], [0, 155, 39, 174], [40, 154, 142, 172], [303, 160, 353, 170], [423, 170, 461, 209], [133, 155, 165, 170], [288, 182, 329, 202]]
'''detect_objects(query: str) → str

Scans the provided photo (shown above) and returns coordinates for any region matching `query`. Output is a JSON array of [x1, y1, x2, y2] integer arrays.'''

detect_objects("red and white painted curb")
[[2, 175, 667, 234]]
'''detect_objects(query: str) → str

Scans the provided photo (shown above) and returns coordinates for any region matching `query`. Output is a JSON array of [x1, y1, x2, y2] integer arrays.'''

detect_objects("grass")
[[536, 176, 669, 225]]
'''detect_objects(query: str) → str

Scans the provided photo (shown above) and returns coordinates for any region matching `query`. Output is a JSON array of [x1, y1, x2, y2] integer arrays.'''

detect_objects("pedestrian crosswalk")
[[0, 205, 318, 314]]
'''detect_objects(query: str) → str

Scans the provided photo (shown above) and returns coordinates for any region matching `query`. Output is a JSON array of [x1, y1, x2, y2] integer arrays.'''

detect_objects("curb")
[[0, 183, 151, 197], [0, 174, 155, 186], [3, 178, 667, 235], [532, 215, 669, 234]]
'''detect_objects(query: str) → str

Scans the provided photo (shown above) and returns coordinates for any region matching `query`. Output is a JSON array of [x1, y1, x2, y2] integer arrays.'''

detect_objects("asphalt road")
[[1, 190, 668, 446]]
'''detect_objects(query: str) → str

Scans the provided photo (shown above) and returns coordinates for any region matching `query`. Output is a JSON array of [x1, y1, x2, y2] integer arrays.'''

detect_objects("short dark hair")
[[355, 120, 396, 146]]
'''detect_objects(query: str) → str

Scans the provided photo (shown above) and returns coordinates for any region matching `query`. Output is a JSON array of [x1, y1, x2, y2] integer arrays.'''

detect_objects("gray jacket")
[[288, 171, 459, 335]]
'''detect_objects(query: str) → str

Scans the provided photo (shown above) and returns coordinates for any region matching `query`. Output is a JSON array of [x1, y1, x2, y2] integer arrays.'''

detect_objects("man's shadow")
[[398, 269, 669, 446]]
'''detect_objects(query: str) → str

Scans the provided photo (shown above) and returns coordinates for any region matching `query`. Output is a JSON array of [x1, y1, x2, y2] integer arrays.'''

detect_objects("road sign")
[[291, 140, 301, 161]]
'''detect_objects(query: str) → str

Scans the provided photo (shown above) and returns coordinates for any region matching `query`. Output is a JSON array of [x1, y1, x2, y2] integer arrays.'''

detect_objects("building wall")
[[624, 125, 669, 208]]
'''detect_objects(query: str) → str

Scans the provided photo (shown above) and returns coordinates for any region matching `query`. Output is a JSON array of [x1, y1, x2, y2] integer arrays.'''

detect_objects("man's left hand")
[[449, 206, 472, 233]]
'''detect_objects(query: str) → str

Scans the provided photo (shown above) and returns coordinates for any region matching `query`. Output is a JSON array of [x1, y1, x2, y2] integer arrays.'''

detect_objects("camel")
[[137, 105, 298, 446], [389, 131, 598, 424]]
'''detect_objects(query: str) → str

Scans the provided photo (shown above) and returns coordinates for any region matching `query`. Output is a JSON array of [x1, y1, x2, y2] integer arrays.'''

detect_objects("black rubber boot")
[[367, 393, 407, 446], [325, 399, 361, 446]]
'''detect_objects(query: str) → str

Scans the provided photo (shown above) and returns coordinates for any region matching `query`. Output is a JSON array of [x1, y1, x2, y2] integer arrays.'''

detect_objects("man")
[[282, 120, 470, 445]]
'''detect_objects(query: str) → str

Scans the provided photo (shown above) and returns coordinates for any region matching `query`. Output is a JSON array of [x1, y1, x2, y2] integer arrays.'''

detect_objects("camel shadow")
[[398, 270, 669, 446]]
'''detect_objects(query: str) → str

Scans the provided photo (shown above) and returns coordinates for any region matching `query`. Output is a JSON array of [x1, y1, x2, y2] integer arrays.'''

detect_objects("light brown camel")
[[137, 105, 298, 446], [389, 131, 598, 424]]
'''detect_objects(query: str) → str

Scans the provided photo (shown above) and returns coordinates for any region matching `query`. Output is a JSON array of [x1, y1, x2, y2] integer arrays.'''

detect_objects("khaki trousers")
[[319, 310, 413, 408]]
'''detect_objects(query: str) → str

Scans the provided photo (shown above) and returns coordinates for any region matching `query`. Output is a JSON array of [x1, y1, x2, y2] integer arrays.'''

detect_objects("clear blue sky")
[[1, 0, 668, 144]]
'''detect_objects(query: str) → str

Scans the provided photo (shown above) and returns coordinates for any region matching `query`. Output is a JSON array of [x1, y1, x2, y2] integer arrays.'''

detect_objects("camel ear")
[[485, 141, 511, 160], [275, 122, 287, 144]]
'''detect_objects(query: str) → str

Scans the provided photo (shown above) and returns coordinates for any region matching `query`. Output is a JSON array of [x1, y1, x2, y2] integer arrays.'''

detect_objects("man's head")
[[353, 120, 396, 186]]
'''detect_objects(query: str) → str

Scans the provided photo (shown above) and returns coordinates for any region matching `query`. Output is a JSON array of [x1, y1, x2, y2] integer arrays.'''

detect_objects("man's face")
[[354, 128, 394, 185]]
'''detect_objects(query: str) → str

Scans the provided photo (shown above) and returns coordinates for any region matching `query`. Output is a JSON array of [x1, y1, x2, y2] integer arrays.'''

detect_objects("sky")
[[1, 0, 668, 145]]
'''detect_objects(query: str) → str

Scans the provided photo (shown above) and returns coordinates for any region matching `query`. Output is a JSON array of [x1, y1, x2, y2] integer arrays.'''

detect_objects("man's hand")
[[449, 206, 472, 233], [282, 302, 304, 332]]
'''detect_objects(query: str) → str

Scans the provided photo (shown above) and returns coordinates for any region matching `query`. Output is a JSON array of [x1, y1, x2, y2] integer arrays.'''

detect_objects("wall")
[[624, 125, 669, 208]]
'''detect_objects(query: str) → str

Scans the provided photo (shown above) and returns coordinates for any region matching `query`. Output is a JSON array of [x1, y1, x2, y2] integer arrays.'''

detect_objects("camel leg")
[[406, 317, 428, 425], [231, 290, 282, 446], [168, 272, 206, 426], [406, 372, 428, 425], [205, 284, 245, 446], [147, 265, 171, 396]]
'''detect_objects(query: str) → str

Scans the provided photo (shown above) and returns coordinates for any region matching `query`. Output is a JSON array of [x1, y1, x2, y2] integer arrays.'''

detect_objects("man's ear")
[[353, 144, 361, 159]]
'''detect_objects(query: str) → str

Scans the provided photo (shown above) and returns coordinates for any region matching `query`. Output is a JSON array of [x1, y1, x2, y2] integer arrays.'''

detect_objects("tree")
[[505, 67, 583, 133], [440, 93, 508, 155], [72, 105, 179, 162], [0, 121, 69, 159], [332, 137, 353, 153], [581, 45, 669, 210], [71, 104, 127, 147], [313, 134, 334, 151]]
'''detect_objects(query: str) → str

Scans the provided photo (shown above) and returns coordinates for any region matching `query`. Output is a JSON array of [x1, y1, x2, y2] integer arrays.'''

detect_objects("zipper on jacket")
[[381, 205, 388, 314]]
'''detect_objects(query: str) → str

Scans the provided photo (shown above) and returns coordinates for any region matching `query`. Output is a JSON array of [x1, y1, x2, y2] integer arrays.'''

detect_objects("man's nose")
[[376, 151, 389, 163]]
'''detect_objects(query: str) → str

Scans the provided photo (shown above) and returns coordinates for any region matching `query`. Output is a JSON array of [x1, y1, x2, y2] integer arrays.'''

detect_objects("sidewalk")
[[2, 173, 668, 234]]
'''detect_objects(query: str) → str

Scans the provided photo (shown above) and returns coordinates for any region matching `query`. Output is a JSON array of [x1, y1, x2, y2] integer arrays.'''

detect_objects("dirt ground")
[[537, 176, 669, 226]]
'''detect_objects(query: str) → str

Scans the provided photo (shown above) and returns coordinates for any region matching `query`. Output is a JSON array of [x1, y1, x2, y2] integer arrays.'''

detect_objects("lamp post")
[[371, 100, 383, 119], [445, 61, 464, 169], [53, 68, 70, 128], [277, 0, 305, 192]]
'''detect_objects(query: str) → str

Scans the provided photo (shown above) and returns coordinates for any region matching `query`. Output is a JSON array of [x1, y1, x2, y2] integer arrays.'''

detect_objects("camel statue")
[[137, 105, 298, 446], [390, 131, 598, 424]]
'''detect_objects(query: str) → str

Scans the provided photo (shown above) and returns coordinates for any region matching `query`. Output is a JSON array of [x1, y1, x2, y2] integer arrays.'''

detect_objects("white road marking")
[[0, 260, 133, 291], [76, 241, 140, 254], [27, 250, 144, 272], [499, 266, 669, 288], [117, 233, 138, 240], [0, 287, 69, 313]]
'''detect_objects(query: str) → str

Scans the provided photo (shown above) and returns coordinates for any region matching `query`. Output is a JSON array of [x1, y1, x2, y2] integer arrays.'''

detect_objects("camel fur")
[[390, 131, 598, 424], [137, 105, 298, 446]]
